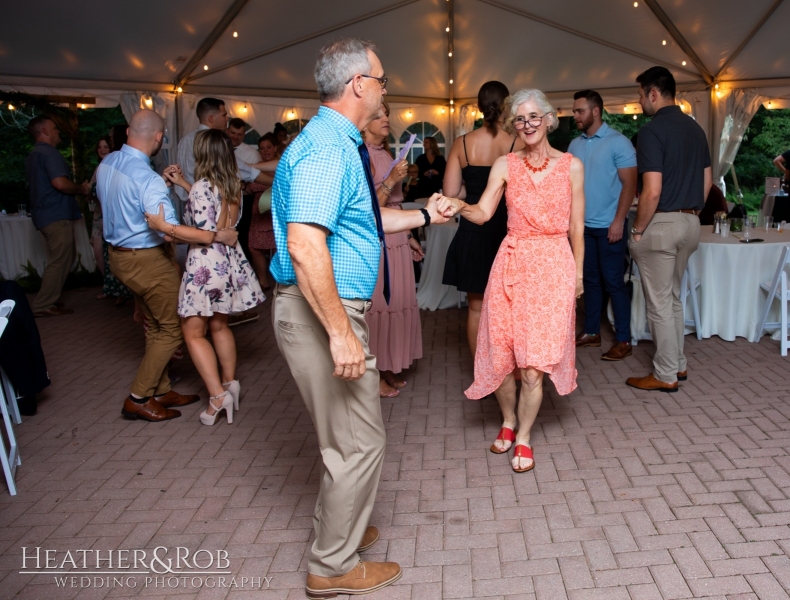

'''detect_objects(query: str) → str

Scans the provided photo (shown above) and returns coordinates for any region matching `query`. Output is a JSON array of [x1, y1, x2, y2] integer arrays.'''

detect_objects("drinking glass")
[[764, 216, 774, 231], [743, 217, 752, 240], [721, 220, 730, 238], [17, 204, 26, 216]]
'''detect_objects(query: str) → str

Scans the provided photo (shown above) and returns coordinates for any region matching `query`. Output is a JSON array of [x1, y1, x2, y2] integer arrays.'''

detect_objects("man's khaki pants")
[[109, 246, 183, 398], [32, 220, 75, 313], [629, 212, 700, 383], [273, 284, 385, 577]]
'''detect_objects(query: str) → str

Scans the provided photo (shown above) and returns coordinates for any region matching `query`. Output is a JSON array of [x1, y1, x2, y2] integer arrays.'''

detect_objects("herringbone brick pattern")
[[1, 286, 789, 599]]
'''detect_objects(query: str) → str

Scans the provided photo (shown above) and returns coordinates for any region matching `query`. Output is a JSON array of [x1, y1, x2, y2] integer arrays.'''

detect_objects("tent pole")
[[448, 0, 455, 146]]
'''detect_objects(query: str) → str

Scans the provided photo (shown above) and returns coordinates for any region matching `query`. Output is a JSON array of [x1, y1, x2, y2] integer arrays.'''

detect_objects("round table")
[[623, 227, 790, 342], [416, 218, 465, 310], [0, 214, 96, 280]]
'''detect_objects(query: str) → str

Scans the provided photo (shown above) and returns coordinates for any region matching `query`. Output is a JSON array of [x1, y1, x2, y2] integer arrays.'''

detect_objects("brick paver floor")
[[1, 286, 789, 599]]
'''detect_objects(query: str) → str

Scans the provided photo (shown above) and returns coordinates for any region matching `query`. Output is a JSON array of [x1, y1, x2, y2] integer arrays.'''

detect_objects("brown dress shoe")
[[33, 306, 74, 317], [575, 332, 601, 347], [357, 526, 379, 552], [156, 390, 201, 407], [626, 373, 678, 393], [677, 370, 688, 381], [306, 561, 402, 599], [602, 341, 632, 361], [121, 397, 181, 421]]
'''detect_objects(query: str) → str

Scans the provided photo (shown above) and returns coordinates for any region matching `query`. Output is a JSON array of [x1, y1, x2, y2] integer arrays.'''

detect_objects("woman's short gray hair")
[[503, 89, 559, 134], [314, 38, 378, 102]]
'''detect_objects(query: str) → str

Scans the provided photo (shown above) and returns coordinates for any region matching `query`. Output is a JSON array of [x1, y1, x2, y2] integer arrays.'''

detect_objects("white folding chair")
[[680, 266, 703, 341], [753, 246, 790, 355], [0, 300, 22, 425], [0, 317, 21, 496]]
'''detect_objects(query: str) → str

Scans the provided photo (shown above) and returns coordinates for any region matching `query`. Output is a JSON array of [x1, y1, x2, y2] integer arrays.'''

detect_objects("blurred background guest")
[[227, 117, 261, 260], [92, 135, 133, 305], [273, 122, 290, 155], [442, 81, 519, 358], [415, 136, 446, 198], [363, 102, 424, 397], [246, 132, 279, 289], [402, 163, 420, 202]]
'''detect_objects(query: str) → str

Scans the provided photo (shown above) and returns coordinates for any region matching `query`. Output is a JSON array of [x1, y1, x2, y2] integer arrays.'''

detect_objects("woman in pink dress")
[[439, 89, 585, 472], [363, 101, 425, 397]]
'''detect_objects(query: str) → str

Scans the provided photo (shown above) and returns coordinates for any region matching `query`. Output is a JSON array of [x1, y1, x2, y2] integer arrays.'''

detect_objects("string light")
[[714, 83, 719, 89], [441, 107, 446, 114], [449, 79, 453, 84], [682, 60, 687, 66], [176, 86, 183, 93], [407, 108, 413, 118], [767, 101, 773, 108], [242, 102, 247, 113], [7, 104, 15, 110], [662, 40, 667, 46], [633, 115, 638, 120], [232, 31, 238, 37], [633, 1, 638, 6], [287, 109, 295, 119], [203, 64, 209, 70], [445, 26, 450, 32], [448, 51, 453, 57], [449, 99, 454, 105], [450, 107, 454, 113]]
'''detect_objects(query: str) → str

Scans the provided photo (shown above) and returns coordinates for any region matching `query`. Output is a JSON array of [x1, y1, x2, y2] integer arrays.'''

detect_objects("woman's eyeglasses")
[[513, 114, 549, 130]]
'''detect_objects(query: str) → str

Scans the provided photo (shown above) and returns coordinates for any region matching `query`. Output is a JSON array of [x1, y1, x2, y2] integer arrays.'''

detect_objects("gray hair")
[[314, 38, 378, 102], [503, 89, 559, 134]]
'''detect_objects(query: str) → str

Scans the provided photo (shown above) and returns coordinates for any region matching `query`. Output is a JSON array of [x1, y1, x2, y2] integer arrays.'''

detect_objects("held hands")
[[424, 193, 450, 225], [329, 329, 366, 381], [435, 194, 461, 219], [163, 165, 189, 191]]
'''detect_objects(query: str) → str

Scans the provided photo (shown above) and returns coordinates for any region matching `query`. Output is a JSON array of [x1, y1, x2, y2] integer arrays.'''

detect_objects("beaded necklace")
[[523, 156, 550, 173]]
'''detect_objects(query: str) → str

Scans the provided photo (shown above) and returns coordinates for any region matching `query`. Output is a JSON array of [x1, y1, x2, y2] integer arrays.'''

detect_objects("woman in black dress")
[[442, 81, 522, 357], [415, 136, 446, 198]]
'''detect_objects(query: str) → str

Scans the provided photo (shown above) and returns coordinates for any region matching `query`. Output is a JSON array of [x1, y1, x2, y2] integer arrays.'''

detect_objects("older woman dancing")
[[439, 89, 585, 472]]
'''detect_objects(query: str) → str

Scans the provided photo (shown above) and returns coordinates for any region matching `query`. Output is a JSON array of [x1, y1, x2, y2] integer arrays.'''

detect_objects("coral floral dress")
[[466, 153, 578, 398]]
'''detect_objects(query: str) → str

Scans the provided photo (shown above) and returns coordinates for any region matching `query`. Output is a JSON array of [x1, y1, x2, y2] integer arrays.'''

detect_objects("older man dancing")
[[97, 110, 238, 421], [270, 39, 448, 598]]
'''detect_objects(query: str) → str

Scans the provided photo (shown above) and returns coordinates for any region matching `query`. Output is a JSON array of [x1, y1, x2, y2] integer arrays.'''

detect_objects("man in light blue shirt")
[[569, 90, 637, 361], [97, 110, 235, 423]]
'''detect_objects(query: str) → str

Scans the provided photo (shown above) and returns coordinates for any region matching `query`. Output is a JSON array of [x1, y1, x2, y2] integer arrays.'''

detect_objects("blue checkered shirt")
[[270, 106, 380, 299]]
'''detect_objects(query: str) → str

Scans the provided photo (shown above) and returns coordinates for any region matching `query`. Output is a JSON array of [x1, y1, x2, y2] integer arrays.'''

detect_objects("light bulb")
[[177, 86, 183, 93], [233, 31, 238, 37], [242, 104, 247, 112], [714, 83, 719, 89], [203, 64, 209, 70], [450, 107, 455, 113], [448, 51, 453, 57], [768, 101, 773, 107], [441, 107, 446, 114], [633, 115, 638, 120], [450, 99, 454, 104], [7, 104, 15, 110], [445, 27, 450, 32], [662, 40, 667, 46], [449, 79, 453, 84], [633, 1, 638, 6], [682, 60, 687, 66]]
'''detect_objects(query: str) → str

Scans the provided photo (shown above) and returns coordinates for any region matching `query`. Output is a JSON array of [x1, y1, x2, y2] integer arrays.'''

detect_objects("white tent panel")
[[723, 1, 790, 82]]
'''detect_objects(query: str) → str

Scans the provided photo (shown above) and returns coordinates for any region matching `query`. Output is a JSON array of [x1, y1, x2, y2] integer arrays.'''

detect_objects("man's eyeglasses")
[[513, 114, 550, 130], [345, 74, 388, 89]]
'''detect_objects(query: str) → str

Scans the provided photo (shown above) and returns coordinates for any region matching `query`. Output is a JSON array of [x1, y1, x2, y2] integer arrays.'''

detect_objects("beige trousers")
[[629, 212, 700, 383], [273, 284, 385, 577], [109, 246, 183, 397], [32, 220, 75, 312]]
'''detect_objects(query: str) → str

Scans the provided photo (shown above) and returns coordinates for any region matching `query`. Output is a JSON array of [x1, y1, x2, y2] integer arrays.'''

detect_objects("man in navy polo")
[[569, 90, 637, 360]]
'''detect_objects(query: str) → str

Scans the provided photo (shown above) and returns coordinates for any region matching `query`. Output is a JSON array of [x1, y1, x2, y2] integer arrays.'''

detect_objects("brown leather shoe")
[[602, 341, 632, 361], [156, 390, 200, 407], [121, 397, 181, 421], [677, 370, 688, 381], [306, 561, 402, 599], [575, 332, 601, 347], [33, 306, 74, 317], [357, 526, 379, 552], [626, 373, 678, 393]]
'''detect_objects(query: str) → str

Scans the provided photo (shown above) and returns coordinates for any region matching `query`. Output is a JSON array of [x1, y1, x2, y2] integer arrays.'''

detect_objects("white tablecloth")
[[0, 215, 96, 280], [416, 218, 465, 310], [622, 228, 790, 342]]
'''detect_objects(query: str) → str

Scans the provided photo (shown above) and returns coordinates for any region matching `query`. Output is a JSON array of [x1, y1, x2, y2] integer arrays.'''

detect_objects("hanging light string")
[[447, 0, 455, 120]]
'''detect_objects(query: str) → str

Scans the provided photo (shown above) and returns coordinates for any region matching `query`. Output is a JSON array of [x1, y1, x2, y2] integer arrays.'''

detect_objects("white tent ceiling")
[[1, 0, 787, 101]]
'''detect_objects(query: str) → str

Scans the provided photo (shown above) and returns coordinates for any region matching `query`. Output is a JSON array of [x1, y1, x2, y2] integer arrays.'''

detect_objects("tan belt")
[[655, 209, 699, 215], [109, 245, 161, 253], [274, 283, 372, 314]]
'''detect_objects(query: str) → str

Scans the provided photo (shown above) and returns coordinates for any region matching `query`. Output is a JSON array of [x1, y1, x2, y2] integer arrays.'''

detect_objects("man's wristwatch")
[[419, 208, 431, 227], [631, 226, 644, 236]]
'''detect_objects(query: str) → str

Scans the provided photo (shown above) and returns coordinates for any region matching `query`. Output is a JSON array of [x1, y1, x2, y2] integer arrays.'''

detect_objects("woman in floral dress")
[[439, 89, 585, 473], [150, 129, 264, 426]]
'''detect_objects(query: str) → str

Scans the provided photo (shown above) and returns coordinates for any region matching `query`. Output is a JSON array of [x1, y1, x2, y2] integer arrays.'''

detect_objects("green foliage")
[[726, 106, 790, 194], [604, 112, 651, 142], [548, 112, 647, 152], [0, 95, 125, 213]]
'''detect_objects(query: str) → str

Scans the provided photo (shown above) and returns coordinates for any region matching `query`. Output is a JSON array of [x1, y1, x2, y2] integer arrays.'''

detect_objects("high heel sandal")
[[222, 380, 240, 411], [199, 391, 234, 425], [490, 427, 517, 454]]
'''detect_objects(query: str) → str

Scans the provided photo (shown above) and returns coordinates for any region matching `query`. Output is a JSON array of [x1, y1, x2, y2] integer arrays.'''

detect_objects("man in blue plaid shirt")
[[270, 39, 449, 598]]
